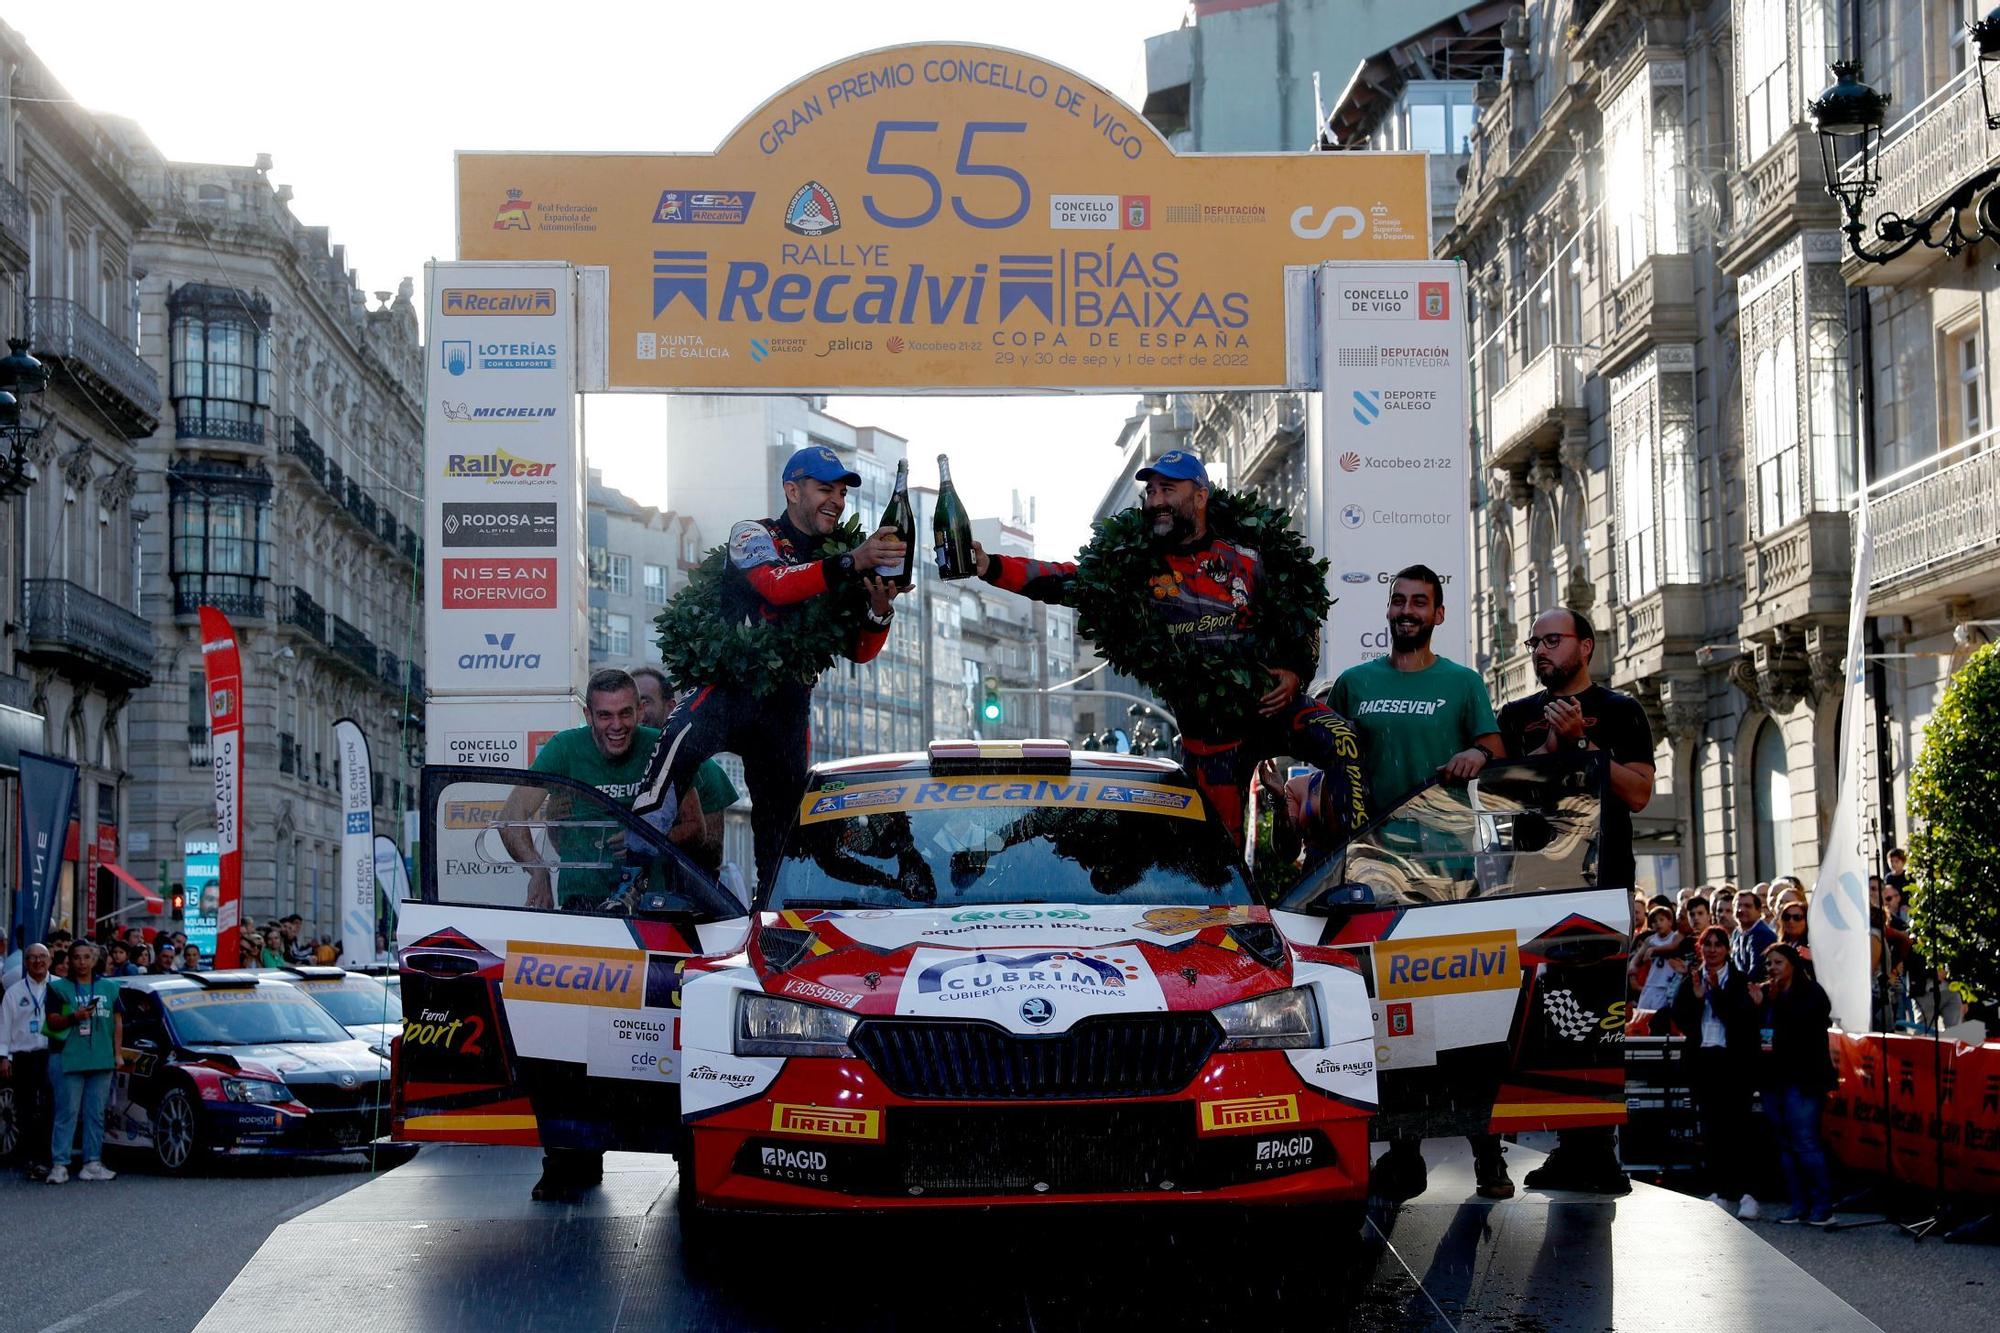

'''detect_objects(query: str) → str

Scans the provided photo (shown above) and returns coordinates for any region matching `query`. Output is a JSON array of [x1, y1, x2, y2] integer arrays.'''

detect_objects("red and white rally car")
[[673, 740, 1379, 1213]]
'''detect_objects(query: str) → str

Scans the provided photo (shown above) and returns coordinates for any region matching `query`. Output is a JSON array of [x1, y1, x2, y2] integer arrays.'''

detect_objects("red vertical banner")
[[198, 608, 245, 969]]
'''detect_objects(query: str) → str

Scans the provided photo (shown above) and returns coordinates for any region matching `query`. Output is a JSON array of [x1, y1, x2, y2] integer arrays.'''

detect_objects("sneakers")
[[1805, 1212, 1836, 1228], [1737, 1194, 1761, 1221], [78, 1161, 116, 1182], [1474, 1152, 1516, 1200], [1370, 1144, 1428, 1201], [1706, 1193, 1728, 1207], [44, 1165, 67, 1185], [1776, 1211, 1806, 1225]]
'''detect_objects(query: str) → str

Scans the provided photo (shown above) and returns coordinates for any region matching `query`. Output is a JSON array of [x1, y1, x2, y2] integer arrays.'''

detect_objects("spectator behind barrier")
[[1751, 942, 1838, 1225], [1670, 925, 1764, 1221]]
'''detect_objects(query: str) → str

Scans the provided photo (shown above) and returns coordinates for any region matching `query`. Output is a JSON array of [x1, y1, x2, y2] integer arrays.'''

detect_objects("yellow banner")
[[796, 774, 1203, 824], [457, 43, 1430, 391], [1373, 931, 1518, 1000]]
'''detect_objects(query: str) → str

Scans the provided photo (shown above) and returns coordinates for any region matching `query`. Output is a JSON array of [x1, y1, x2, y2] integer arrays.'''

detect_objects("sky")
[[16, 0, 1192, 555]]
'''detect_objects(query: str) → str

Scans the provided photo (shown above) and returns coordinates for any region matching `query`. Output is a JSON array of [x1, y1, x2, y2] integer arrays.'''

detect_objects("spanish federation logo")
[[493, 188, 531, 231], [784, 181, 841, 237]]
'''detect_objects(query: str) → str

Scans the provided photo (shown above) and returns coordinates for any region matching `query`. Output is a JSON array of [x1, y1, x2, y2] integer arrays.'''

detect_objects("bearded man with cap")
[[973, 449, 1367, 851], [634, 445, 906, 887]]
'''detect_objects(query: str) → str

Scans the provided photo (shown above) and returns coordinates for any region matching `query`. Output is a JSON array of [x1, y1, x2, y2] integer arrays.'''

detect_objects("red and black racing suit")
[[982, 536, 1368, 851], [634, 514, 889, 888]]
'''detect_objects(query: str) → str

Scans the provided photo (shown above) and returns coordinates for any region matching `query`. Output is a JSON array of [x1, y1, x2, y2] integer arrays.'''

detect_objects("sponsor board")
[[894, 945, 1168, 1031], [502, 941, 647, 1009], [441, 502, 559, 548], [440, 339, 560, 374], [1373, 931, 1517, 1000], [769, 1103, 882, 1142], [1199, 1093, 1300, 1133], [457, 42, 1427, 391], [441, 559, 558, 609], [798, 775, 1201, 824], [441, 449, 559, 483], [1316, 261, 1469, 676], [585, 1011, 677, 1082], [1251, 1133, 1318, 1172], [754, 1142, 832, 1184]]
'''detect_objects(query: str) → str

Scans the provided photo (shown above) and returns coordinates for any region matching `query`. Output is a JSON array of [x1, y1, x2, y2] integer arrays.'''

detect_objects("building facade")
[[109, 136, 426, 944], [585, 467, 702, 671], [0, 23, 161, 941]]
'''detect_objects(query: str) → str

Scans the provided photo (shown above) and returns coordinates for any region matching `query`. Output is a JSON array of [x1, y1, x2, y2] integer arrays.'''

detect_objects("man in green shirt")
[[498, 668, 662, 910], [1327, 564, 1511, 1203]]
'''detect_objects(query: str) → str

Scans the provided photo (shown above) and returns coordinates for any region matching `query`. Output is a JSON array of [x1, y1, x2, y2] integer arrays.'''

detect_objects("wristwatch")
[[865, 605, 894, 628]]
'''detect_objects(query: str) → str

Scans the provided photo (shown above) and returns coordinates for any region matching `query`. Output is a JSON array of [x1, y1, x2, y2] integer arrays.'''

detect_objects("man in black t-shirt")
[[1498, 609, 1656, 891], [1500, 608, 1657, 1196]]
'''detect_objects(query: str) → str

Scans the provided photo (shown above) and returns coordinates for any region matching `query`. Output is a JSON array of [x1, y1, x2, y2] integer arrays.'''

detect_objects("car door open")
[[1274, 753, 1629, 1142], [394, 765, 749, 1154]]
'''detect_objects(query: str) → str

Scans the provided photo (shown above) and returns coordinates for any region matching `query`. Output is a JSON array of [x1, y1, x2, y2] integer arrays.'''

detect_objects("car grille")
[[886, 1103, 1197, 1194], [288, 1080, 382, 1113], [851, 1013, 1219, 1100]]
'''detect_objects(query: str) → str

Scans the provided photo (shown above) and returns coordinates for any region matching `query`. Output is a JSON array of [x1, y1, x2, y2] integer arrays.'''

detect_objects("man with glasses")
[[1498, 607, 1657, 1197]]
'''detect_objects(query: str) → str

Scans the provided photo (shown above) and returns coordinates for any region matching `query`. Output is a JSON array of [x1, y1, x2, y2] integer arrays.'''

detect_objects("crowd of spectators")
[[2, 914, 346, 1184]]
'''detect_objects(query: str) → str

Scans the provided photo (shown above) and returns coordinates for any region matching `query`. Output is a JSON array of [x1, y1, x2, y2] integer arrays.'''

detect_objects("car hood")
[[185, 1039, 386, 1084], [753, 903, 1291, 1035], [343, 1021, 400, 1048]]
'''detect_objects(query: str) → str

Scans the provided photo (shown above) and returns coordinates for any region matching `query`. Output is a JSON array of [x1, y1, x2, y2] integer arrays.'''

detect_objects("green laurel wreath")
[[654, 516, 875, 699], [1068, 489, 1332, 729]]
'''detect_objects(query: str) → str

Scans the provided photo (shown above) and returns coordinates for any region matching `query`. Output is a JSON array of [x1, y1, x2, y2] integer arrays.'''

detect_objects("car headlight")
[[735, 992, 857, 1057], [1215, 987, 1322, 1050], [219, 1077, 293, 1104]]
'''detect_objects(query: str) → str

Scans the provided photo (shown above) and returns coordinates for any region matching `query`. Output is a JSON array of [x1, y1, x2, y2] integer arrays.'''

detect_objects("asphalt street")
[[0, 1151, 386, 1333]]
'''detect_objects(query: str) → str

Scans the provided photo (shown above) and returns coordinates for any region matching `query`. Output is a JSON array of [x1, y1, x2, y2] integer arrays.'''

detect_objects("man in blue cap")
[[633, 445, 905, 887], [973, 449, 1367, 851]]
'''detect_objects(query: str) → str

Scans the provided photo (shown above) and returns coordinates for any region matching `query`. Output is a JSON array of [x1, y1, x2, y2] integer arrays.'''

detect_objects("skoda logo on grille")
[[1019, 997, 1054, 1027]]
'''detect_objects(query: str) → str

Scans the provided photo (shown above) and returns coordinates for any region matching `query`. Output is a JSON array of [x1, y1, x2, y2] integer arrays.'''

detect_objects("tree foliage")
[[1907, 640, 2000, 1004]]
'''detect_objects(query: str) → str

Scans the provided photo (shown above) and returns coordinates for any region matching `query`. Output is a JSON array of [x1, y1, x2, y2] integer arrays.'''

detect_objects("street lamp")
[[1974, 5, 2000, 128], [0, 338, 51, 494], [1810, 55, 2000, 266]]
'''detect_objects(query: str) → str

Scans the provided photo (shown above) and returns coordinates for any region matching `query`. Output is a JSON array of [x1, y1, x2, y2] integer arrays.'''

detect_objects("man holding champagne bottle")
[[634, 445, 907, 887], [967, 450, 1368, 851]]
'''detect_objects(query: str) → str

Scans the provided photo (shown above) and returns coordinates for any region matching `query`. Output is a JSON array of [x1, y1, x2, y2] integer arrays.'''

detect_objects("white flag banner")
[[333, 719, 377, 967], [1810, 506, 1875, 1031]]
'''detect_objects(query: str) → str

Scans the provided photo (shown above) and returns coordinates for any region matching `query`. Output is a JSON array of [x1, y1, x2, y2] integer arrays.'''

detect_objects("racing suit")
[[634, 513, 889, 888], [982, 536, 1368, 851]]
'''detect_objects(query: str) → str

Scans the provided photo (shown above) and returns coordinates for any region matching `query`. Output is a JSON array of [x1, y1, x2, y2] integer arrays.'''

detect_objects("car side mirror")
[[1310, 881, 1377, 930], [130, 1036, 161, 1051]]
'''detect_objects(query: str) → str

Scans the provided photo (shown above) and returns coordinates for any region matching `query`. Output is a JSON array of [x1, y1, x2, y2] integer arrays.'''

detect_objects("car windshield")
[[766, 773, 1251, 911], [161, 985, 355, 1045], [296, 976, 398, 1028]]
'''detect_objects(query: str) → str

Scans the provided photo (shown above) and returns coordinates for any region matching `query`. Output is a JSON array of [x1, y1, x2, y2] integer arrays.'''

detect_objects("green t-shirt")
[[48, 977, 121, 1073], [531, 724, 661, 807], [1329, 655, 1500, 814], [693, 760, 738, 814]]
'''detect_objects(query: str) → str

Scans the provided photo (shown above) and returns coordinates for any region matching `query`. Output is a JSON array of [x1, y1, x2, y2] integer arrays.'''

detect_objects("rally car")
[[673, 740, 1379, 1215], [108, 971, 403, 1173], [260, 966, 403, 1052]]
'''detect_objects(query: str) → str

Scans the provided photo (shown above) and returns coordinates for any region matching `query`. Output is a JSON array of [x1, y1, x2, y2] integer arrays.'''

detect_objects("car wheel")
[[0, 1082, 17, 1162], [151, 1086, 205, 1175]]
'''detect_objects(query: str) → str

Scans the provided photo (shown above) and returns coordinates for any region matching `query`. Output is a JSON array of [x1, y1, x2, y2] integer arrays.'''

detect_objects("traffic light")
[[169, 883, 186, 921], [980, 677, 1002, 723]]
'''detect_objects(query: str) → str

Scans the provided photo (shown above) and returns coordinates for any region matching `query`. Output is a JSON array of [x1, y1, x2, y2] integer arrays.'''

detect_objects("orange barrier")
[[1822, 1031, 2000, 1198]]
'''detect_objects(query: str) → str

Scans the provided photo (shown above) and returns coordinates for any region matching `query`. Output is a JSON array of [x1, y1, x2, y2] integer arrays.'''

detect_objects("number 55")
[[863, 121, 1030, 230]]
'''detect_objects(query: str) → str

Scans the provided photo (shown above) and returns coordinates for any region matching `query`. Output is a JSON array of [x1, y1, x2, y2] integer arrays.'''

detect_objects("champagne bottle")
[[878, 458, 916, 588], [932, 453, 975, 580]]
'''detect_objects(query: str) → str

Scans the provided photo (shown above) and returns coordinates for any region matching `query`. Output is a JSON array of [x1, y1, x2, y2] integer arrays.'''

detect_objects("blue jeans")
[[51, 1067, 111, 1166], [1766, 1083, 1833, 1219]]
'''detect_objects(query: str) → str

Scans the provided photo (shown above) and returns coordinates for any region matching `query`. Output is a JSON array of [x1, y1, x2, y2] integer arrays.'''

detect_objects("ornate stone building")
[[0, 23, 160, 940], [105, 130, 425, 944]]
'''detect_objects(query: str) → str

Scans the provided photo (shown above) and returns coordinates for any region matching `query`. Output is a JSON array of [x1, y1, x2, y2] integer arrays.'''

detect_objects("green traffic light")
[[981, 699, 1002, 721]]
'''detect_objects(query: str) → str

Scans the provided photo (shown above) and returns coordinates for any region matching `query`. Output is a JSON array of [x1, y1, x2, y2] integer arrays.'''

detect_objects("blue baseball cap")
[[781, 444, 862, 487], [1135, 450, 1210, 486]]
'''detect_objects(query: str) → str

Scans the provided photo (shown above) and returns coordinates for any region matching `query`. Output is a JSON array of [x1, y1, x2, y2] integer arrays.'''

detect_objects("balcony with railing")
[[173, 583, 265, 621], [1861, 433, 2000, 615], [188, 725, 211, 769], [1487, 343, 1590, 470], [1602, 255, 1696, 373], [277, 416, 326, 482], [328, 613, 380, 678], [25, 296, 163, 435], [175, 411, 265, 447], [0, 174, 26, 270], [20, 579, 156, 688], [277, 584, 327, 643], [1842, 68, 1987, 287]]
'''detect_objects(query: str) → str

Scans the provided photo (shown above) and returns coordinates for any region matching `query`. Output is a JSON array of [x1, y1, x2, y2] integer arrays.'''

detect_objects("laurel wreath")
[[1067, 489, 1332, 730], [654, 516, 875, 699]]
